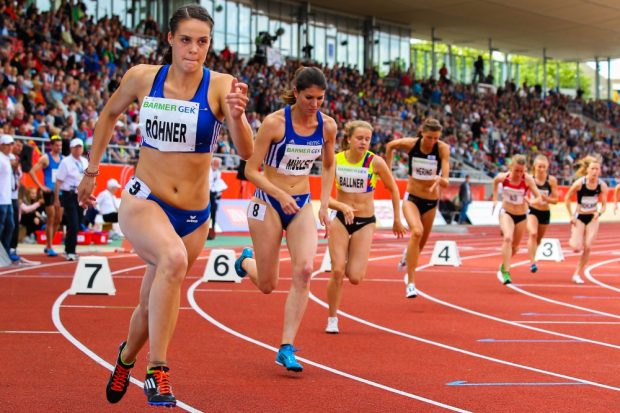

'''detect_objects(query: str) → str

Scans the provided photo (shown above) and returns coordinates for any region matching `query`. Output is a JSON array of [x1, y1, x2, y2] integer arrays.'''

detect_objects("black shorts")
[[528, 207, 550, 225], [577, 214, 594, 225], [102, 212, 119, 223], [407, 194, 438, 216], [335, 211, 376, 235], [502, 209, 527, 225], [43, 191, 55, 207]]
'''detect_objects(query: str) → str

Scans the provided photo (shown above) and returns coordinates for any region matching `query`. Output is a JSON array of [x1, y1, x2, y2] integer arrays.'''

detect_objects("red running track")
[[3, 224, 620, 412]]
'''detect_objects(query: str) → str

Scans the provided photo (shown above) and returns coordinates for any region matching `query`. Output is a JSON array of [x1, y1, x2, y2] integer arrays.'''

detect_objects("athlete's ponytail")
[[575, 155, 602, 177]]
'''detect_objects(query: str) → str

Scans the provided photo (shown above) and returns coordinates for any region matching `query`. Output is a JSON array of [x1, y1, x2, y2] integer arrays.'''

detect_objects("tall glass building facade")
[[37, 0, 411, 73]]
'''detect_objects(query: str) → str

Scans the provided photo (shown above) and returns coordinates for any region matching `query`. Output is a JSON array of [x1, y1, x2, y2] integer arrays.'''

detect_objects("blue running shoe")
[[530, 263, 538, 273], [9, 251, 20, 262], [275, 344, 303, 372], [46, 248, 58, 257], [234, 248, 253, 278]]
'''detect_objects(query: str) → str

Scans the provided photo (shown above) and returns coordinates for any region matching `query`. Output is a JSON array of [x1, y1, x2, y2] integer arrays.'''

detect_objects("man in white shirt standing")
[[208, 157, 227, 240], [8, 152, 22, 262], [96, 178, 121, 239], [0, 135, 17, 261], [55, 138, 88, 261]]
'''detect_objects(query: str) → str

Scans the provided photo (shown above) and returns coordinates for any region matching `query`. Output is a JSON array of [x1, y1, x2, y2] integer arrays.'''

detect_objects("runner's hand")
[[277, 192, 301, 215], [77, 177, 97, 208], [225, 78, 249, 119], [319, 206, 330, 238], [393, 220, 407, 238]]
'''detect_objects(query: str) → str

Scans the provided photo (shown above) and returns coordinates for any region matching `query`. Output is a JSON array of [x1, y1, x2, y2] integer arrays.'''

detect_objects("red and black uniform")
[[501, 173, 528, 224]]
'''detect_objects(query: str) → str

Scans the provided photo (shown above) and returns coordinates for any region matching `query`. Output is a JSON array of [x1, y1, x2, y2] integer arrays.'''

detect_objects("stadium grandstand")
[[1, 1, 619, 181]]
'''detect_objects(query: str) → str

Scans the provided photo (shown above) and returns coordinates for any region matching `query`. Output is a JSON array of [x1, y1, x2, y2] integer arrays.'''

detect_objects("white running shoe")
[[397, 247, 407, 272], [66, 253, 78, 261], [572, 274, 585, 285], [406, 283, 417, 298], [325, 317, 339, 334]]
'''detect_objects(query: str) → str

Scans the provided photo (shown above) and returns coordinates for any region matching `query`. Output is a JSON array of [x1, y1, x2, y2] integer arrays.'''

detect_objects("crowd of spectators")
[[1, 0, 619, 186]]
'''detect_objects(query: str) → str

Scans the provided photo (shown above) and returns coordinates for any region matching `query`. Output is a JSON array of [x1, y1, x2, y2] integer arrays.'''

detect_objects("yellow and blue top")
[[335, 150, 377, 193]]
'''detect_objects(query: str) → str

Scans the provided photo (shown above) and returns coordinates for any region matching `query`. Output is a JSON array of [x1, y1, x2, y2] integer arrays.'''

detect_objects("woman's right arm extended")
[[384, 138, 415, 175], [77, 65, 149, 206]]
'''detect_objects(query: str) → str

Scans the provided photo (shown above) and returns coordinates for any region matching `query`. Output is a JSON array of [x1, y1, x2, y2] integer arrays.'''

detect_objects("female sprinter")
[[564, 156, 608, 284], [77, 5, 253, 407], [234, 66, 336, 372], [613, 183, 620, 213], [385, 118, 450, 298], [492, 155, 541, 285], [527, 154, 559, 273], [325, 120, 406, 333]]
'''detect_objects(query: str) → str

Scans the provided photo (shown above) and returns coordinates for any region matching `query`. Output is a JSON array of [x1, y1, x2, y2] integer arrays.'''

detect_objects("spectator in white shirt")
[[9, 153, 22, 261], [54, 138, 88, 261], [96, 178, 121, 239], [0, 135, 17, 260], [208, 157, 227, 240]]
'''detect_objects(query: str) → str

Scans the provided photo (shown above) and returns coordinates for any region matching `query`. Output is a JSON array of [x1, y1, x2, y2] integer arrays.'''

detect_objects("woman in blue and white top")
[[564, 155, 608, 284], [385, 118, 451, 298], [235, 66, 337, 373], [77, 5, 253, 408]]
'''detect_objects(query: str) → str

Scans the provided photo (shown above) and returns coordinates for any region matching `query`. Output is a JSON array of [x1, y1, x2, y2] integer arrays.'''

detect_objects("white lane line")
[[1, 330, 60, 334], [415, 253, 620, 350], [508, 266, 620, 320], [194, 288, 288, 294], [514, 321, 620, 325], [61, 305, 194, 310], [585, 258, 620, 293], [187, 280, 470, 413], [513, 284, 604, 288], [308, 254, 620, 393], [51, 290, 202, 413], [0, 254, 136, 276]]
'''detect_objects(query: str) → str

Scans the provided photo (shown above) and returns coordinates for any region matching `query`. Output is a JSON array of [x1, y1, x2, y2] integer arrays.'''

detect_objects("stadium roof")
[[305, 0, 620, 61]]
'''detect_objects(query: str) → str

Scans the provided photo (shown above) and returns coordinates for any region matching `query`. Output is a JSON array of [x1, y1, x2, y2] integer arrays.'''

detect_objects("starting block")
[[203, 249, 242, 282], [69, 256, 115, 295], [429, 241, 461, 267], [319, 249, 332, 272], [535, 238, 564, 262]]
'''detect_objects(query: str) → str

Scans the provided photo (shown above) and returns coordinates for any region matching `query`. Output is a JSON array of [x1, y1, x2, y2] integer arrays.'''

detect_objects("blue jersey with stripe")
[[43, 151, 63, 188], [264, 105, 324, 176], [139, 65, 222, 153]]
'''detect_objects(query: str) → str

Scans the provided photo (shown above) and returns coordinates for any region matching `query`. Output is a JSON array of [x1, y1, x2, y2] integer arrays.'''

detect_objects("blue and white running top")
[[140, 65, 222, 153], [43, 151, 63, 188], [264, 105, 323, 176]]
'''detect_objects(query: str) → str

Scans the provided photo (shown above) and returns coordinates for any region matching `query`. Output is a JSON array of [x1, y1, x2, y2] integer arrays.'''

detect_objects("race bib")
[[247, 201, 266, 221], [503, 187, 525, 205], [140, 96, 199, 152], [581, 195, 598, 212], [277, 144, 322, 176], [410, 157, 437, 180], [124, 176, 152, 199], [51, 169, 58, 184], [336, 164, 369, 193]]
